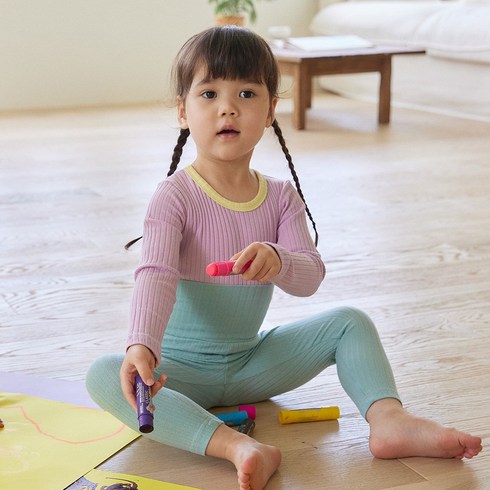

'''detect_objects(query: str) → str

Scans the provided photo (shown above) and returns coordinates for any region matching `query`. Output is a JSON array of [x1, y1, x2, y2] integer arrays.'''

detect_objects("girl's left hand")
[[231, 242, 281, 283]]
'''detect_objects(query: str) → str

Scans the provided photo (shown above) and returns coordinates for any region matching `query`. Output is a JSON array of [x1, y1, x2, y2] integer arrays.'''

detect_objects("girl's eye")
[[239, 90, 255, 99], [201, 91, 216, 99]]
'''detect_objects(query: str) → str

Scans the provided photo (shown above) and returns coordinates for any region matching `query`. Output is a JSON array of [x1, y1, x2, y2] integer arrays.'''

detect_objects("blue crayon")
[[215, 405, 256, 426], [216, 410, 249, 426]]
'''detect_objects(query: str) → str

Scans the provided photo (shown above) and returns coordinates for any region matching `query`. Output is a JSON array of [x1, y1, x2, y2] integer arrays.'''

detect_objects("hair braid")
[[272, 120, 319, 246], [168, 128, 190, 176]]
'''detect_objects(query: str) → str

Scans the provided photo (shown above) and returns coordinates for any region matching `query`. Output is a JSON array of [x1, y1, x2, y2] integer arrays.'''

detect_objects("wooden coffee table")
[[272, 45, 425, 129]]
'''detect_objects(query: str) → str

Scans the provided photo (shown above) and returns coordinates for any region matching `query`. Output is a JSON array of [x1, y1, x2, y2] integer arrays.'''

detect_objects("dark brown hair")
[[126, 26, 318, 249], [173, 24, 279, 100]]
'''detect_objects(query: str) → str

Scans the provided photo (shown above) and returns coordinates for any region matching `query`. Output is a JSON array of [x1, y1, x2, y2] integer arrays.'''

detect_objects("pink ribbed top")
[[127, 166, 326, 362]]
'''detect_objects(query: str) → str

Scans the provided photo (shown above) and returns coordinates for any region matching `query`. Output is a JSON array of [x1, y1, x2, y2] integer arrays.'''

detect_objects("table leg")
[[378, 55, 392, 124], [292, 62, 310, 130], [306, 76, 312, 109]]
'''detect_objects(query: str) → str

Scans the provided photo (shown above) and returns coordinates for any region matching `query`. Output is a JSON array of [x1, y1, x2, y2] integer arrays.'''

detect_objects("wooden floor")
[[1, 93, 489, 489]]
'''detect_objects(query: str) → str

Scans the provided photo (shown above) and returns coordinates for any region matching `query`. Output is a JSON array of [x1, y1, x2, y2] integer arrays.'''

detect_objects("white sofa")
[[310, 0, 490, 121]]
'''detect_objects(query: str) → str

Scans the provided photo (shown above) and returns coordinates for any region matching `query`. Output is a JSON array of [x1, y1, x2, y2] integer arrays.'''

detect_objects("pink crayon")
[[206, 260, 252, 277]]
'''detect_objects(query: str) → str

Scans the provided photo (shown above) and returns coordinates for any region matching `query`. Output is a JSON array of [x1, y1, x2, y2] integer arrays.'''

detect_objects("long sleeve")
[[127, 181, 185, 362], [268, 181, 325, 296]]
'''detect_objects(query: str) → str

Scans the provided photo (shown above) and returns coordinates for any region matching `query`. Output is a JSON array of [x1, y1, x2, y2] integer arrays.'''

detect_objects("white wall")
[[0, 0, 318, 112]]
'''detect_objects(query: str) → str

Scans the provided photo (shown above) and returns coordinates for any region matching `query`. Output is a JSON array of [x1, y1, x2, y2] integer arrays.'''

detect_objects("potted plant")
[[208, 0, 272, 26]]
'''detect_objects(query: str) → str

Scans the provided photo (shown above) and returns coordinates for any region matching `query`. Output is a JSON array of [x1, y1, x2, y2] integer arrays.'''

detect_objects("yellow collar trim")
[[185, 166, 267, 211]]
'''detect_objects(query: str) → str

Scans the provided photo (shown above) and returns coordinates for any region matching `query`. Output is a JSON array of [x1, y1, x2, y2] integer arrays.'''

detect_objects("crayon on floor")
[[215, 405, 256, 426], [279, 406, 340, 424]]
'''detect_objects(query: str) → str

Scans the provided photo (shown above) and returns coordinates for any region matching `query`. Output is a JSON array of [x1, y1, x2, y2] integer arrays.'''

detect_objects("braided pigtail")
[[167, 128, 190, 177], [124, 128, 191, 250], [272, 119, 319, 246]]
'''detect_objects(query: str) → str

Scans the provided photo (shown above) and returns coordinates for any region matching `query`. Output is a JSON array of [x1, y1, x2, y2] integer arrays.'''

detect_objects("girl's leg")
[[366, 398, 482, 459], [86, 354, 222, 454], [86, 353, 281, 490], [222, 306, 482, 461], [223, 306, 399, 416], [205, 424, 281, 490]]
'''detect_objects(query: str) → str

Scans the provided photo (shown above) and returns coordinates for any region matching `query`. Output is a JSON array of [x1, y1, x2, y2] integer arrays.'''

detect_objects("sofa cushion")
[[311, 1, 490, 63], [414, 5, 490, 62], [311, 1, 449, 46]]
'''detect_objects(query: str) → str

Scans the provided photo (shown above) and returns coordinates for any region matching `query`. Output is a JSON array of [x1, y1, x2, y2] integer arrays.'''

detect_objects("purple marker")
[[135, 375, 154, 433]]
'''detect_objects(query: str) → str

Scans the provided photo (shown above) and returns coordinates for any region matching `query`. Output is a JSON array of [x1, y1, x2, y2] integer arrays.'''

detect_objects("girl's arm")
[[234, 181, 325, 297], [126, 181, 185, 365], [267, 239, 325, 296], [121, 181, 183, 408], [270, 182, 325, 296]]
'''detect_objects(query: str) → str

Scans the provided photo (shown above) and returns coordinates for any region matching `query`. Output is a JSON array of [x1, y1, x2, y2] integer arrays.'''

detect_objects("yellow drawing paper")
[[0, 392, 139, 490], [67, 468, 201, 489]]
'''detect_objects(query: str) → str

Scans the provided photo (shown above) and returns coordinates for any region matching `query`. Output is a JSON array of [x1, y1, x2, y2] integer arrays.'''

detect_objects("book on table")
[[284, 35, 374, 51]]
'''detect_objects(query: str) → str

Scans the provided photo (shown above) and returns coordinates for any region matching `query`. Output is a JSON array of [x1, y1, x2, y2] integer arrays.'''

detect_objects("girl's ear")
[[266, 97, 278, 128], [177, 96, 189, 129]]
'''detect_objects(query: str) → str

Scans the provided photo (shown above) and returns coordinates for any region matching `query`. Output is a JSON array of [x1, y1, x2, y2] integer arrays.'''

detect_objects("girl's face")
[[178, 65, 277, 166]]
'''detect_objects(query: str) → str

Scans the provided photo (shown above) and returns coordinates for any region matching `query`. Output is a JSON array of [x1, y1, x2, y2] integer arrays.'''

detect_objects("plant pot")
[[215, 15, 245, 26]]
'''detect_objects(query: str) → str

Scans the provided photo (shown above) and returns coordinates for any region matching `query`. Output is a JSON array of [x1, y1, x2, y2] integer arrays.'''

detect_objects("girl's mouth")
[[218, 127, 240, 136]]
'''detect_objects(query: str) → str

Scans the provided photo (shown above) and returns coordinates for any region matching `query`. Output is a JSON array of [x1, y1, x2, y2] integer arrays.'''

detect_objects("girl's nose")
[[219, 98, 238, 116]]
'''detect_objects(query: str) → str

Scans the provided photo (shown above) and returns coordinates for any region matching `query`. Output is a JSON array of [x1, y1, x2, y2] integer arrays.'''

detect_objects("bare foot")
[[206, 424, 281, 489], [235, 439, 282, 490], [367, 399, 483, 460]]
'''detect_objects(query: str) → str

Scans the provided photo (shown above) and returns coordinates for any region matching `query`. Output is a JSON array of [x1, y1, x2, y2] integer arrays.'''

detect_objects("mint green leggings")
[[86, 305, 400, 455]]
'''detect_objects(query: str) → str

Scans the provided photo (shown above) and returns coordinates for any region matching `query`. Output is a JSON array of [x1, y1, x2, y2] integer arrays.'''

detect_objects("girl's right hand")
[[120, 344, 167, 411]]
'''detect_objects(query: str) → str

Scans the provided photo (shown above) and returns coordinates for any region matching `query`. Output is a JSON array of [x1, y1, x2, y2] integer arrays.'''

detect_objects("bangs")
[[174, 26, 279, 98], [201, 30, 269, 84]]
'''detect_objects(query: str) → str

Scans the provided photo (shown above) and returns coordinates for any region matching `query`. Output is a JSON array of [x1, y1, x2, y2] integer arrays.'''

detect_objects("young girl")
[[86, 26, 482, 490]]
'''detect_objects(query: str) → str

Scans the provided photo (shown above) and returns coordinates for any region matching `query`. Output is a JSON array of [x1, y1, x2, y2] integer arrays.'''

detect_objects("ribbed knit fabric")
[[127, 166, 325, 363], [86, 305, 400, 454], [163, 280, 274, 359], [86, 165, 400, 456]]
